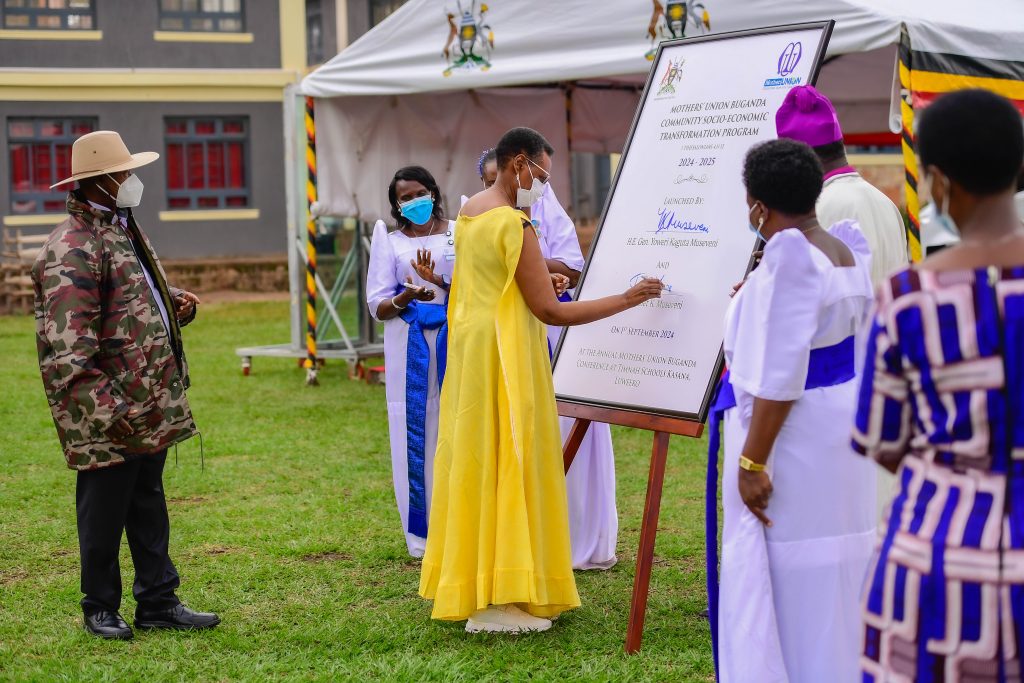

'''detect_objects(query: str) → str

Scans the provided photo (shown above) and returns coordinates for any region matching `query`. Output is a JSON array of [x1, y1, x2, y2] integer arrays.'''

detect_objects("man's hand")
[[174, 290, 201, 322], [107, 408, 140, 440]]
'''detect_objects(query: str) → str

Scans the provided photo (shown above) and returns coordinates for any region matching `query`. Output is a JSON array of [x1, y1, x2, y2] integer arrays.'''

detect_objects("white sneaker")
[[465, 604, 552, 634]]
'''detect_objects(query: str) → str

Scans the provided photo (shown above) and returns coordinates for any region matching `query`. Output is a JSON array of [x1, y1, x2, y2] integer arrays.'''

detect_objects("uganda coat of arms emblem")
[[645, 0, 711, 61], [656, 58, 685, 96], [443, 1, 495, 76]]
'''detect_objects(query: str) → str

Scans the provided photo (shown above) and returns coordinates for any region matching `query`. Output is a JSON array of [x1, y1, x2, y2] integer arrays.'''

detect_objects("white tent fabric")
[[856, 0, 1024, 61], [302, 0, 1024, 221], [314, 87, 571, 221], [302, 0, 899, 97]]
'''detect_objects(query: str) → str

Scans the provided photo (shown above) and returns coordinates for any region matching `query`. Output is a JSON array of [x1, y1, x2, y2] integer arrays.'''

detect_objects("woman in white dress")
[[708, 140, 877, 682], [366, 166, 456, 558], [478, 149, 619, 570]]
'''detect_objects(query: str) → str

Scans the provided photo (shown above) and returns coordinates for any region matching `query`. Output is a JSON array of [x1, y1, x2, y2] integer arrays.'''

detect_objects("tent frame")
[[235, 85, 384, 378]]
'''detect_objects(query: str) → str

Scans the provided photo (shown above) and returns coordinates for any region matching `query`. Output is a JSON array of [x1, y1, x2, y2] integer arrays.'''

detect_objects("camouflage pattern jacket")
[[32, 194, 198, 471]]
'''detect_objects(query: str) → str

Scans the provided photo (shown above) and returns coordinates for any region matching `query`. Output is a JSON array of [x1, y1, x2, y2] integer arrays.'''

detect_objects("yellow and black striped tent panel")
[[898, 23, 1024, 262]]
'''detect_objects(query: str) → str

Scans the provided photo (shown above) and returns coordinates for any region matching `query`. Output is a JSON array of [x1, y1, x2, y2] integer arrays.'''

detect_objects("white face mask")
[[102, 173, 144, 208], [748, 203, 768, 242], [929, 172, 960, 238], [515, 158, 548, 208]]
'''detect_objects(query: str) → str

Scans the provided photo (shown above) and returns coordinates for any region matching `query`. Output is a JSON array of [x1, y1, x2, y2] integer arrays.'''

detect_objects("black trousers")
[[76, 450, 180, 615]]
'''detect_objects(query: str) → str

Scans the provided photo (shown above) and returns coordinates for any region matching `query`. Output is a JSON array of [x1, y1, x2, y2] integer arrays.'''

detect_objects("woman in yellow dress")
[[419, 127, 664, 633]]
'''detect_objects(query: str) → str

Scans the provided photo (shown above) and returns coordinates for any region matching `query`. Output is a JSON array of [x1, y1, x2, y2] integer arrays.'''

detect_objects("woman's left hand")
[[412, 249, 443, 288], [403, 276, 436, 302], [730, 250, 764, 297], [550, 273, 570, 297], [738, 469, 773, 527]]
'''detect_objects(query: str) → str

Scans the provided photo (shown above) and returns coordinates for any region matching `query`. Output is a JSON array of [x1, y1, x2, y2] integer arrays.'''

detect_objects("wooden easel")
[[559, 400, 703, 654]]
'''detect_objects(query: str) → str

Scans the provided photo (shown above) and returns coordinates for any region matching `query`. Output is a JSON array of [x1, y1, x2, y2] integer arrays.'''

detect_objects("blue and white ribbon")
[[398, 299, 448, 539], [705, 335, 855, 679]]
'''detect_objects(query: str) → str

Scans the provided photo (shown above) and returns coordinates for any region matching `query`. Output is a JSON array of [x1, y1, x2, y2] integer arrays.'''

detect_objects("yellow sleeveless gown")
[[418, 206, 580, 620]]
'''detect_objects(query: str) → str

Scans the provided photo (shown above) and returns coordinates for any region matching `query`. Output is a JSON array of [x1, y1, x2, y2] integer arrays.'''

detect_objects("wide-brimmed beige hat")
[[50, 130, 159, 188]]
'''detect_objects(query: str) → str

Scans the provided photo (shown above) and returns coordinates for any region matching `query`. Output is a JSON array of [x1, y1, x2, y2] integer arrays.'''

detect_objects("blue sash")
[[397, 300, 448, 539], [705, 335, 855, 679]]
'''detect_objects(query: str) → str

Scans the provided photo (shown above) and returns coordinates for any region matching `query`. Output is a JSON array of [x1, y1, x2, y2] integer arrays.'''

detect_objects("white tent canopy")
[[301, 0, 1024, 222]]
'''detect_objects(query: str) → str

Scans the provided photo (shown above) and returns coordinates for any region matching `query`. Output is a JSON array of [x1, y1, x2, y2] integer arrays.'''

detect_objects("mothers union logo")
[[764, 41, 804, 89], [777, 42, 802, 76]]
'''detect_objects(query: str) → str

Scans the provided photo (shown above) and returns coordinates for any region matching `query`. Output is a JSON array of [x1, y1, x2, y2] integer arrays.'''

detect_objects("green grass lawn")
[[0, 301, 714, 682]]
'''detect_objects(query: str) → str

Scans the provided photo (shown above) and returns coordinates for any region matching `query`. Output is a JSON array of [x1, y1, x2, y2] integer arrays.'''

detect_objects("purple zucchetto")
[[775, 85, 844, 147]]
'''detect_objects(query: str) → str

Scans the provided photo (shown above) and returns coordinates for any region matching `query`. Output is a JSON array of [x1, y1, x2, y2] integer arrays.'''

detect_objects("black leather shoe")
[[83, 611, 133, 640], [135, 603, 220, 631]]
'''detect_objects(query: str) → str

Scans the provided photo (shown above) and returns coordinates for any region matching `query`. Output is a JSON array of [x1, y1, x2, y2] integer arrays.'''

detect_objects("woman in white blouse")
[[366, 166, 456, 558], [710, 140, 877, 682]]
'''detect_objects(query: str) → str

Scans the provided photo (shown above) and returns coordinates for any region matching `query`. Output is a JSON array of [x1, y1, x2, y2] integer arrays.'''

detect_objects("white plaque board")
[[552, 23, 834, 422]]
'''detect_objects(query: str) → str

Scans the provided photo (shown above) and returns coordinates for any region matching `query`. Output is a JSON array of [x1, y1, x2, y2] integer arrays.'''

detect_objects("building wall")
[[1, 100, 286, 259], [853, 157, 906, 208], [0, 0, 283, 69], [345, 1, 372, 46], [319, 0, 339, 63], [0, 0, 307, 260], [331, 0, 346, 53], [343, 0, 409, 47], [303, 0, 339, 66]]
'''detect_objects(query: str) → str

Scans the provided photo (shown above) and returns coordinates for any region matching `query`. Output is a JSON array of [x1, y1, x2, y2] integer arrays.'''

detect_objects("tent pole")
[[284, 85, 304, 353], [564, 83, 574, 152], [898, 26, 923, 263], [293, 238, 355, 354], [304, 96, 320, 385]]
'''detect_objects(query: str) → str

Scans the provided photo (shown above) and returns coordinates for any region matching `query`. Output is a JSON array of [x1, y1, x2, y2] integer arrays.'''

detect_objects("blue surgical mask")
[[748, 203, 768, 242], [399, 195, 434, 225]]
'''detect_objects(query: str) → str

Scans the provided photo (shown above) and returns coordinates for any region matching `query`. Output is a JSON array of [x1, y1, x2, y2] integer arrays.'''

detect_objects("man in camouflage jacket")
[[33, 130, 219, 640], [35, 194, 198, 470]]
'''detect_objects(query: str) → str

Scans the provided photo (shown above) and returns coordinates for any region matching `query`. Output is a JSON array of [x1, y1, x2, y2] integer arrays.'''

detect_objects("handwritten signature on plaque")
[[655, 208, 710, 235], [674, 173, 709, 184], [630, 272, 685, 297]]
